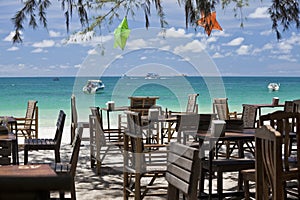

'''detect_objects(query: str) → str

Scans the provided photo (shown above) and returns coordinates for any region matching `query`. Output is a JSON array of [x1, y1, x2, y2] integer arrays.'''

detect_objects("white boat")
[[145, 73, 160, 79], [268, 83, 280, 91], [83, 80, 105, 94]]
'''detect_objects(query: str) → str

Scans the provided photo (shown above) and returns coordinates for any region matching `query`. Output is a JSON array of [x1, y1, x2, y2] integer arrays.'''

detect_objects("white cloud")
[[127, 39, 148, 49], [31, 48, 44, 53], [87, 49, 98, 55], [32, 40, 55, 48], [260, 30, 272, 36], [236, 45, 252, 55], [248, 7, 269, 19], [159, 27, 193, 38], [7, 46, 19, 51], [49, 30, 62, 37], [173, 40, 205, 54], [3, 31, 23, 42], [224, 37, 244, 46], [212, 52, 224, 58]]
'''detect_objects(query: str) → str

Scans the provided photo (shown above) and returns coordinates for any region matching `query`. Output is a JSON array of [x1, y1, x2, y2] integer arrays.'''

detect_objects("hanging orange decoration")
[[197, 11, 222, 36]]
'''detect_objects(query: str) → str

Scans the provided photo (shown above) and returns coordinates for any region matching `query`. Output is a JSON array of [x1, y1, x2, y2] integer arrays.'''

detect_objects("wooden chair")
[[0, 140, 12, 165], [24, 110, 66, 164], [70, 94, 89, 144], [162, 94, 199, 143], [166, 142, 200, 200], [175, 113, 200, 145], [242, 111, 300, 199], [255, 125, 300, 199], [123, 111, 168, 200], [198, 131, 255, 199], [89, 107, 123, 174], [53, 131, 82, 200], [128, 96, 159, 116], [213, 98, 237, 120], [15, 100, 38, 139]]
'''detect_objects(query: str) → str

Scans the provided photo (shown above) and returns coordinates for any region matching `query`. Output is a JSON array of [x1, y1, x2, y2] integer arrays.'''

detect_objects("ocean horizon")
[[0, 76, 299, 129]]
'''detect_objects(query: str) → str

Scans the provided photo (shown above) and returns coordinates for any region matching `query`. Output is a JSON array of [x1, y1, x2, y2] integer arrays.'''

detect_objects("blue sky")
[[0, 1, 300, 77]]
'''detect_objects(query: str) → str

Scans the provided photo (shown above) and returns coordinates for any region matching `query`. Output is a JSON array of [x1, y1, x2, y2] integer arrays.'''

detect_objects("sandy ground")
[[17, 126, 252, 200]]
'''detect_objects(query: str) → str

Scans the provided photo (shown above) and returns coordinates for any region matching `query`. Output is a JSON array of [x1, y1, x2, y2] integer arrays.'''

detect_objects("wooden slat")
[[167, 163, 191, 183], [167, 153, 193, 171], [165, 172, 189, 194]]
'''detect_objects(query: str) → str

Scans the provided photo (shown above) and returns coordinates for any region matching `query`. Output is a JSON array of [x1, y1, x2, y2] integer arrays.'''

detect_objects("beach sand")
[[17, 126, 250, 200]]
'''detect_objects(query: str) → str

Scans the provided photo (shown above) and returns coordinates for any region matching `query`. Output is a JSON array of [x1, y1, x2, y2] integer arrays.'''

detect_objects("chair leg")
[[55, 148, 61, 163], [24, 148, 29, 164]]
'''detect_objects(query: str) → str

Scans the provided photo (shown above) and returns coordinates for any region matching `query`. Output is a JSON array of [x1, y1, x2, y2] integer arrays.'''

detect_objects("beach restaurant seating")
[[15, 100, 38, 139], [123, 111, 168, 200], [24, 110, 66, 164], [166, 142, 200, 200], [242, 111, 300, 199], [53, 132, 81, 200], [89, 107, 123, 174], [70, 94, 89, 144]]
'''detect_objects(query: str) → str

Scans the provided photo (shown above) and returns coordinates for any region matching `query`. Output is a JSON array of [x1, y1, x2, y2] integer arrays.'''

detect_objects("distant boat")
[[268, 83, 280, 91], [145, 73, 160, 79], [53, 77, 59, 81], [83, 80, 105, 94]]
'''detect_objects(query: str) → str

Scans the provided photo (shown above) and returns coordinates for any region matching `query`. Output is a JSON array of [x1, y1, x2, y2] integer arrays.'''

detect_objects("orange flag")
[[197, 11, 222, 36]]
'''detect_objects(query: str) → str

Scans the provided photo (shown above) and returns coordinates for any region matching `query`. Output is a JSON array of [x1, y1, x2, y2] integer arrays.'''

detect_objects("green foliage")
[[11, 0, 300, 43]]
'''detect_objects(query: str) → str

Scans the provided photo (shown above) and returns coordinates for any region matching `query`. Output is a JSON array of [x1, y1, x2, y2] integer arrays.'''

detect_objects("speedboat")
[[145, 73, 160, 79], [83, 80, 105, 94], [268, 83, 280, 91]]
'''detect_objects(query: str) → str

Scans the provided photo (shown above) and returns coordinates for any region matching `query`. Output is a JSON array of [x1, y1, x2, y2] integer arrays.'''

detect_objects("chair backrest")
[[175, 114, 200, 144], [69, 133, 82, 177], [124, 111, 146, 172], [166, 142, 200, 200], [186, 94, 199, 113], [71, 95, 78, 126], [54, 110, 66, 148], [128, 96, 159, 116], [284, 100, 294, 112], [292, 99, 300, 113], [259, 110, 300, 171], [24, 100, 38, 129], [241, 104, 258, 129], [90, 107, 107, 146], [255, 125, 284, 200], [213, 98, 229, 120]]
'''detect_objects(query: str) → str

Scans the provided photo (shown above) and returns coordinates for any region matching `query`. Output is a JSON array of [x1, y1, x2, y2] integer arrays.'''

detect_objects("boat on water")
[[268, 83, 280, 91], [83, 80, 105, 94], [145, 73, 160, 79]]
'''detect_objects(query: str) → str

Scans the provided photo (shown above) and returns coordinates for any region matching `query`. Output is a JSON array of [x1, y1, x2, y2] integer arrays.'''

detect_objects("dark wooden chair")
[[166, 142, 200, 200], [198, 131, 255, 199], [15, 100, 38, 139], [24, 110, 66, 164], [255, 125, 299, 199], [53, 131, 82, 200], [89, 107, 123, 174], [70, 94, 89, 144], [242, 111, 300, 199], [123, 111, 168, 200]]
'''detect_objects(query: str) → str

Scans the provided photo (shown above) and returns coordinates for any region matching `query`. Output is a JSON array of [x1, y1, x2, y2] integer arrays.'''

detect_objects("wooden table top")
[[0, 164, 72, 191]]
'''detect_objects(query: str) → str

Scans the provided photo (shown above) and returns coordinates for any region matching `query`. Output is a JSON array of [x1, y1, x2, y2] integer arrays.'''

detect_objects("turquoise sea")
[[0, 76, 299, 128]]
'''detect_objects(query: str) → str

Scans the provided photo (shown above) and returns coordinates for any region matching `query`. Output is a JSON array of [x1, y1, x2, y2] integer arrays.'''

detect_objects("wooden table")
[[100, 106, 128, 130], [0, 164, 72, 199]]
